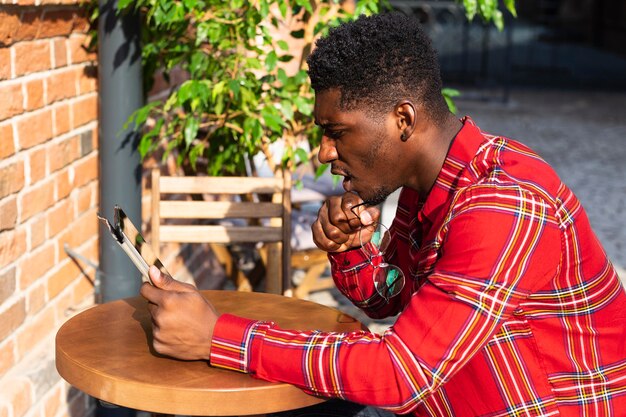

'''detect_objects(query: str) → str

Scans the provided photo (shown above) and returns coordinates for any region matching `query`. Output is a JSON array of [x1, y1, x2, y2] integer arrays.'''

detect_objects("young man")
[[141, 12, 626, 416]]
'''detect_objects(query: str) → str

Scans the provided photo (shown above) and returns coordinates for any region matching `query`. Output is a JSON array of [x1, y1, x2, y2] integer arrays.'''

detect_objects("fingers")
[[312, 193, 381, 252], [140, 265, 195, 306]]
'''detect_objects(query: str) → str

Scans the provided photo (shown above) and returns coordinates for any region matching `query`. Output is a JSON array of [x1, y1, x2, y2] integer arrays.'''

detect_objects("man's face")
[[314, 89, 400, 206]]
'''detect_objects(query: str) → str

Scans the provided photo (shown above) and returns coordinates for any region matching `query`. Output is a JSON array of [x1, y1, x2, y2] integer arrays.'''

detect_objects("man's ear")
[[395, 100, 416, 141]]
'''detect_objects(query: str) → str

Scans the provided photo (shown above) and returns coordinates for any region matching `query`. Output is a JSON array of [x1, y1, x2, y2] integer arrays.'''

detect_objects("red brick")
[[0, 378, 32, 417], [52, 103, 71, 136], [13, 10, 41, 43], [68, 34, 95, 64], [55, 168, 73, 201], [18, 179, 55, 222], [0, 47, 11, 80], [47, 259, 80, 299], [14, 40, 51, 76], [48, 135, 79, 173], [91, 125, 98, 148], [0, 267, 16, 305], [39, 10, 75, 39], [56, 209, 97, 262], [47, 68, 77, 104], [77, 65, 96, 94], [0, 195, 17, 231], [72, 94, 96, 127], [26, 281, 46, 316], [72, 272, 95, 305], [28, 147, 47, 184], [17, 109, 53, 150], [0, 82, 24, 121], [0, 298, 25, 341], [73, 152, 97, 187], [43, 385, 62, 417], [52, 38, 67, 69], [29, 214, 46, 250], [73, 12, 90, 34], [76, 182, 92, 214], [0, 159, 25, 199], [0, 228, 27, 269], [18, 242, 55, 290], [16, 304, 55, 356], [25, 78, 44, 111], [0, 10, 21, 46], [0, 339, 16, 377], [0, 122, 15, 158], [47, 198, 73, 238]]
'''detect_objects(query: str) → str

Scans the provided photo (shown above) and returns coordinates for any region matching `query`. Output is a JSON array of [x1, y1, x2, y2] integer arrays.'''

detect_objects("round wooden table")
[[55, 290, 364, 416]]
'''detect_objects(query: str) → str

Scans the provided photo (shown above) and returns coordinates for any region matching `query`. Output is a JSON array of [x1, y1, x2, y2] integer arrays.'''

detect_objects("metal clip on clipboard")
[[97, 205, 173, 285]]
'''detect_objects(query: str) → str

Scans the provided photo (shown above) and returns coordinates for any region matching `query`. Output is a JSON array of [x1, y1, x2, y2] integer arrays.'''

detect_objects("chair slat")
[[160, 225, 284, 243], [159, 176, 283, 194], [160, 201, 283, 219]]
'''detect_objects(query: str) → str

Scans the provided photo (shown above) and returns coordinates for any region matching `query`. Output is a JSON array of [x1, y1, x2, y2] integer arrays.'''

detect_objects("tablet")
[[98, 205, 173, 285]]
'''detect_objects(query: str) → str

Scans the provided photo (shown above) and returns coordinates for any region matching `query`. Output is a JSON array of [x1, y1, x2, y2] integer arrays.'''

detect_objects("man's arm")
[[210, 185, 561, 413]]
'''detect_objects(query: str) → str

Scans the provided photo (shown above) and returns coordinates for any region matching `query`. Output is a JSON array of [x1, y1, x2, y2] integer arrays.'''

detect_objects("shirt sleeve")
[[210, 185, 561, 414], [326, 241, 412, 319]]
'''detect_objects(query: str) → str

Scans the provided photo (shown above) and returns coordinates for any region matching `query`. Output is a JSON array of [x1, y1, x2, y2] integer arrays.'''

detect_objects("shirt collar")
[[419, 116, 488, 222]]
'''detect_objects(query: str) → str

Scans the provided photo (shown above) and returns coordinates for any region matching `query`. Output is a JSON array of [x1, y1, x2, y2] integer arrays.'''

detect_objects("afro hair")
[[307, 12, 449, 123]]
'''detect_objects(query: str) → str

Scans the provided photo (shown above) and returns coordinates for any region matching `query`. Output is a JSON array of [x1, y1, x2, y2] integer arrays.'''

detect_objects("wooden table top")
[[55, 290, 364, 416]]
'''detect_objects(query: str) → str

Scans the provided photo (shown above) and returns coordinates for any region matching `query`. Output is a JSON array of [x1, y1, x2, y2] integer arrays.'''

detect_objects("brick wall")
[[0, 2, 99, 417]]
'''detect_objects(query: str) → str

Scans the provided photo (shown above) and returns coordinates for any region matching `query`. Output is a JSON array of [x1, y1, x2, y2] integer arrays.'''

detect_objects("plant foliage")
[[109, 0, 515, 176]]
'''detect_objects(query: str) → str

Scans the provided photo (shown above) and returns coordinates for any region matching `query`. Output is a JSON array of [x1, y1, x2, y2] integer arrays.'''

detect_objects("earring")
[[400, 132, 407, 141]]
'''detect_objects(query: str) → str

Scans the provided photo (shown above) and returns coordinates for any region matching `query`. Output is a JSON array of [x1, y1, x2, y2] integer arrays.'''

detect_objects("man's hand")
[[140, 265, 219, 361], [312, 192, 381, 253]]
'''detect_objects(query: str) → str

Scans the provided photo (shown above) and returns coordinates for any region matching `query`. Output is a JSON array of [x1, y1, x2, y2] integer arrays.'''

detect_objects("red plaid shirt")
[[211, 118, 626, 416]]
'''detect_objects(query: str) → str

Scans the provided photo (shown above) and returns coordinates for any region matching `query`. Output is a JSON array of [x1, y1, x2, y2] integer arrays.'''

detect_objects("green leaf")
[[462, 0, 478, 20], [442, 87, 461, 98], [184, 117, 199, 147], [295, 148, 308, 164], [211, 80, 226, 101], [228, 79, 240, 100], [290, 29, 304, 39], [293, 96, 313, 116], [277, 40, 289, 51], [278, 0, 287, 18], [442, 88, 461, 114], [279, 100, 294, 121], [492, 9, 504, 31], [315, 163, 329, 179], [295, 0, 313, 14], [117, 0, 135, 11], [277, 68, 288, 86], [277, 54, 294, 63], [261, 107, 284, 133], [259, 0, 269, 18], [265, 50, 278, 71], [504, 0, 517, 17], [189, 143, 205, 171], [293, 69, 308, 85]]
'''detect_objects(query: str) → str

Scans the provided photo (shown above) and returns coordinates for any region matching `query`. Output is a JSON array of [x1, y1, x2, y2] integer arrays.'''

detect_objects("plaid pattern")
[[211, 118, 626, 416]]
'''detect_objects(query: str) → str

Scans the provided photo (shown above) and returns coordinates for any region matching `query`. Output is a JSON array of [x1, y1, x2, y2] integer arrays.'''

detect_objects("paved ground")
[[310, 87, 626, 332]]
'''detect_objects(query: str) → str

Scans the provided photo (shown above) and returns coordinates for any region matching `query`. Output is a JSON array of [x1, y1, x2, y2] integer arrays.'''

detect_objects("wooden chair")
[[151, 168, 291, 294]]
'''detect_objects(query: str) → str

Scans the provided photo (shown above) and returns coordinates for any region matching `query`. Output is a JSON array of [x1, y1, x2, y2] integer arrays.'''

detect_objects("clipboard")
[[97, 205, 173, 285]]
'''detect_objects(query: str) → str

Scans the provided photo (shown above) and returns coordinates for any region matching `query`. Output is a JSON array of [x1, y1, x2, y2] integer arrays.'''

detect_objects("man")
[[141, 12, 626, 416]]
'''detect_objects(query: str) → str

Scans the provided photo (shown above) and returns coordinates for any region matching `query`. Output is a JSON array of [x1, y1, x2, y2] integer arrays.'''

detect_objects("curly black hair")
[[307, 12, 449, 124]]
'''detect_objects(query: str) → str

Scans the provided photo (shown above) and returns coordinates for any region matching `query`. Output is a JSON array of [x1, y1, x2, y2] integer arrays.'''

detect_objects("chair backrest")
[[151, 168, 292, 294]]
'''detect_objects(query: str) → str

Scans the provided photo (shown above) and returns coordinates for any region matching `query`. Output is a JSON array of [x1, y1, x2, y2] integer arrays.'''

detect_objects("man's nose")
[[317, 136, 337, 164]]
